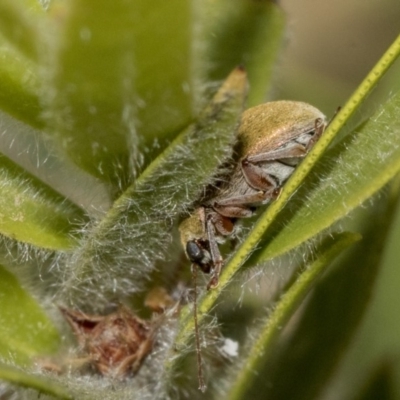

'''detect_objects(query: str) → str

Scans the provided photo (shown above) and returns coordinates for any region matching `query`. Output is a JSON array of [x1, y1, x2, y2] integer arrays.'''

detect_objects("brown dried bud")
[[60, 305, 153, 379]]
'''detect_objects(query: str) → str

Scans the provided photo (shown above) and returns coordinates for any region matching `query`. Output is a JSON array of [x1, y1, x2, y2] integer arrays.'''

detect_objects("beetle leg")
[[241, 143, 307, 192], [205, 212, 224, 289], [305, 118, 326, 151], [245, 143, 306, 164], [241, 159, 281, 192], [209, 210, 235, 235], [213, 190, 281, 218], [213, 204, 254, 219]]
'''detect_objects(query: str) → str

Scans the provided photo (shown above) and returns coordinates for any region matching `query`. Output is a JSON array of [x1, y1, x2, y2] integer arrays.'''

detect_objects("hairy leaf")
[[0, 362, 71, 400], [0, 264, 59, 365], [0, 152, 86, 249], [45, 0, 193, 187], [59, 68, 248, 308]]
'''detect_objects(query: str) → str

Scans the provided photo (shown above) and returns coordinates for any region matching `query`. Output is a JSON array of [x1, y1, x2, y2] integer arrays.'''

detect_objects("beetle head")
[[179, 209, 212, 273]]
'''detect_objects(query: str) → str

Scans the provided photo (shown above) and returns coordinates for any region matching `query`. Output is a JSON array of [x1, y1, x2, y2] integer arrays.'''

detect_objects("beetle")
[[179, 100, 327, 290]]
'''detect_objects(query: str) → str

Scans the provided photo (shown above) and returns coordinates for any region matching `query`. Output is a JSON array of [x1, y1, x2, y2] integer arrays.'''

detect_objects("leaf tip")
[[214, 67, 249, 103]]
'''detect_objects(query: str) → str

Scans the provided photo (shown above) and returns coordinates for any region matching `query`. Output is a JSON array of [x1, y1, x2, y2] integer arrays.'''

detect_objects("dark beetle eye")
[[186, 241, 204, 263]]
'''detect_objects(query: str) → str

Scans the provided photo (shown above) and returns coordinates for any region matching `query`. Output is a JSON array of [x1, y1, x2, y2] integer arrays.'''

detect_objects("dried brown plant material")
[[60, 305, 154, 379]]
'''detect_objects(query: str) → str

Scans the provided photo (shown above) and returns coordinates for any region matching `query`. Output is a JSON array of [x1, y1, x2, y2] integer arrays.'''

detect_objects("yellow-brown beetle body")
[[180, 101, 326, 289]]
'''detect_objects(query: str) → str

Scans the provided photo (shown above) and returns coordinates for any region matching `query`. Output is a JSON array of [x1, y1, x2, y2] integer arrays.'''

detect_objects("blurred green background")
[[278, 0, 400, 112], [278, 1, 400, 398]]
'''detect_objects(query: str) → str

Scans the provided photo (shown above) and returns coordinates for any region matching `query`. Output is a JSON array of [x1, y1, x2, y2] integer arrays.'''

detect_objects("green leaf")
[[0, 37, 43, 129], [199, 0, 285, 106], [0, 264, 60, 365], [60, 68, 248, 306], [0, 0, 45, 62], [0, 362, 72, 400], [243, 179, 400, 400], [252, 88, 400, 264], [171, 31, 400, 355], [227, 232, 361, 400], [45, 0, 194, 187], [0, 152, 87, 249]]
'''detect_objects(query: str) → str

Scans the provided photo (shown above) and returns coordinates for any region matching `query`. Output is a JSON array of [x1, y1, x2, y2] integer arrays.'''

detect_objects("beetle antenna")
[[191, 263, 206, 392], [327, 106, 341, 127]]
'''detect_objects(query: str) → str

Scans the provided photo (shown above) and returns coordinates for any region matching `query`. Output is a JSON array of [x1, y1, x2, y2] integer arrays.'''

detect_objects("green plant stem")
[[326, 34, 400, 141]]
